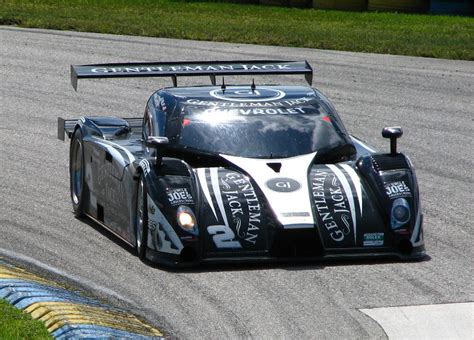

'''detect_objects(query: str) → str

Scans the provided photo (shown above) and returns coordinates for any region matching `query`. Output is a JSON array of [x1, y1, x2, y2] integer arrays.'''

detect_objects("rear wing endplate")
[[70, 60, 313, 90], [57, 117, 77, 141]]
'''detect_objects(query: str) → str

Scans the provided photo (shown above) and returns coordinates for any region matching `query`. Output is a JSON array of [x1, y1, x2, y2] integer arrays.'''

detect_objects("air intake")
[[267, 162, 282, 173], [371, 154, 408, 171]]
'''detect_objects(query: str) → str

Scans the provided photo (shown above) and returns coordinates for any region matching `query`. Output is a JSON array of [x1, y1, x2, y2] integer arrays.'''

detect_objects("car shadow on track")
[[76, 215, 431, 274], [152, 255, 431, 274]]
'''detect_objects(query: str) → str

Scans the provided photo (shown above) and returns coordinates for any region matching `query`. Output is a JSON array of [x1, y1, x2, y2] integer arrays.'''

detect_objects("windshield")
[[177, 104, 349, 158]]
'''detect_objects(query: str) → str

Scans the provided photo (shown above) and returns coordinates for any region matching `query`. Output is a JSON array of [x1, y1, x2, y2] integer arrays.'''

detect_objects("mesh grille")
[[270, 228, 323, 258], [371, 154, 408, 171]]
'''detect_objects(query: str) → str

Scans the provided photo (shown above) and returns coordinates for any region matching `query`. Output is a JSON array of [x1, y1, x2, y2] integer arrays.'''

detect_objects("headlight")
[[176, 206, 197, 233], [391, 198, 411, 229]]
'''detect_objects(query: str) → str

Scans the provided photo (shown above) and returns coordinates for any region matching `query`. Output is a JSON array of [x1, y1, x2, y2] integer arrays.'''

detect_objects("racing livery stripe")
[[411, 208, 423, 247], [210, 168, 230, 229], [96, 140, 136, 163], [148, 196, 183, 254], [197, 168, 218, 220], [340, 164, 363, 216], [327, 164, 357, 245], [222, 152, 317, 228]]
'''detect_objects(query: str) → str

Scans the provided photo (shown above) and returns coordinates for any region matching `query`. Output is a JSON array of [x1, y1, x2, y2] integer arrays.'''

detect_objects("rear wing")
[[70, 60, 313, 90], [57, 117, 142, 141]]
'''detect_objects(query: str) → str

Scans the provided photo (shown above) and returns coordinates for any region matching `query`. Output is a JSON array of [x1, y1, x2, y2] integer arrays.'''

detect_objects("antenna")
[[251, 78, 256, 93], [221, 77, 226, 93]]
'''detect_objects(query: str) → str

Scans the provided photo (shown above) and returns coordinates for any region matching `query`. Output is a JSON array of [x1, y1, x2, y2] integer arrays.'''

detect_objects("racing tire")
[[135, 175, 149, 260], [70, 129, 86, 216]]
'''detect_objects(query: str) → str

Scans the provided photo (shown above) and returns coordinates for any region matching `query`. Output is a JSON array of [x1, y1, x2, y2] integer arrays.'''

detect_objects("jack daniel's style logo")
[[311, 168, 354, 244], [202, 169, 264, 250], [220, 171, 262, 246], [89, 63, 296, 74]]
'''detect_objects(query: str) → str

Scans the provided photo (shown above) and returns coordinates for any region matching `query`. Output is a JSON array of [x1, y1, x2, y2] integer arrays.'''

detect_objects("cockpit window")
[[177, 104, 350, 158]]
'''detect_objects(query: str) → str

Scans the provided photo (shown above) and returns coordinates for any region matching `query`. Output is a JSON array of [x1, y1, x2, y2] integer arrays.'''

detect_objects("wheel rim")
[[71, 139, 83, 205], [136, 179, 144, 249]]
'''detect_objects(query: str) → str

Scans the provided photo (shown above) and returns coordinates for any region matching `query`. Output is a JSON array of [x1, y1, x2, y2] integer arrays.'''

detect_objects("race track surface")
[[1, 26, 473, 338]]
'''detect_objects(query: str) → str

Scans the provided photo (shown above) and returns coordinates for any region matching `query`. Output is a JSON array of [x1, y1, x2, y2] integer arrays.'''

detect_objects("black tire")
[[70, 129, 86, 216], [135, 175, 149, 260]]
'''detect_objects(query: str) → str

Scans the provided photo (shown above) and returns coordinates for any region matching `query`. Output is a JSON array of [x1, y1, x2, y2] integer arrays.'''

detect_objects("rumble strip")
[[0, 259, 163, 339]]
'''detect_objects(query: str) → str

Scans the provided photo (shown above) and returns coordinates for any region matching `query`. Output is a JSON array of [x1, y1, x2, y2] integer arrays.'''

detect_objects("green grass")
[[0, 299, 52, 339], [1, 0, 473, 60]]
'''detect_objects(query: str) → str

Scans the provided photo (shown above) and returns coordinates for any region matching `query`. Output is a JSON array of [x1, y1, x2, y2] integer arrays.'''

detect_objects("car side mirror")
[[382, 126, 403, 156], [145, 136, 169, 148], [144, 136, 169, 167]]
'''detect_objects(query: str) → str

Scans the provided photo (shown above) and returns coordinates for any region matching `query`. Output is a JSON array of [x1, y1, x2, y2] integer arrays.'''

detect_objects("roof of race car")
[[162, 85, 316, 104], [157, 85, 323, 114]]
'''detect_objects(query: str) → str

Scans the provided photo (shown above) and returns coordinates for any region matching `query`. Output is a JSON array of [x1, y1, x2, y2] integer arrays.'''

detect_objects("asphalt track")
[[1, 26, 473, 338]]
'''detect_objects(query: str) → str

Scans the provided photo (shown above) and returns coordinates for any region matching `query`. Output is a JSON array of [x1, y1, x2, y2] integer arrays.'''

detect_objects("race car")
[[58, 60, 425, 266]]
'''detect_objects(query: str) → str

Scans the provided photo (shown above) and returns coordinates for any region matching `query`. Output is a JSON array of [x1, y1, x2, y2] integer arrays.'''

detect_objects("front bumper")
[[145, 244, 426, 268]]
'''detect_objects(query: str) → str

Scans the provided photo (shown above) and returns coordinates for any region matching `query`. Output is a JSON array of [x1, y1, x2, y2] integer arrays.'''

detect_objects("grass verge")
[[0, 299, 52, 339], [0, 0, 473, 60]]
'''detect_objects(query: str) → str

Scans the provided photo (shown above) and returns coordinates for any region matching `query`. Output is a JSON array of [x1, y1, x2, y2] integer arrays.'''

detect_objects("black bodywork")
[[58, 61, 424, 266]]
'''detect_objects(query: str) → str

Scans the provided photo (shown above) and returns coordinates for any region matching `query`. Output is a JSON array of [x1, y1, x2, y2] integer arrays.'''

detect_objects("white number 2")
[[207, 225, 242, 249]]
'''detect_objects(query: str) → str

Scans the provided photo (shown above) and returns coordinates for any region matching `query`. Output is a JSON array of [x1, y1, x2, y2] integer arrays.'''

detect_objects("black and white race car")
[[58, 61, 425, 266]]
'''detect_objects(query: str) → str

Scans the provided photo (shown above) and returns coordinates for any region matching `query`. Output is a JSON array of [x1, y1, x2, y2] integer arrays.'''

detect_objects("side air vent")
[[97, 204, 104, 222], [105, 151, 113, 162], [371, 154, 408, 171], [161, 158, 192, 176]]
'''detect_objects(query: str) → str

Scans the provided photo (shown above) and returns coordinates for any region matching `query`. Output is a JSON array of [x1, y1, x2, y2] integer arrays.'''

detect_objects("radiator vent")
[[371, 154, 408, 171]]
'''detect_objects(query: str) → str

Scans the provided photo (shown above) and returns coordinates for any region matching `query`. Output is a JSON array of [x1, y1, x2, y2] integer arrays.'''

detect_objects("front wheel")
[[135, 175, 149, 260], [70, 129, 85, 216]]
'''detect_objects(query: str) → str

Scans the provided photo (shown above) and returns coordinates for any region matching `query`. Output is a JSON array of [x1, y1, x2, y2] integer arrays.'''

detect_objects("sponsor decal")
[[185, 96, 317, 108], [90, 63, 294, 74], [166, 188, 194, 206], [139, 159, 151, 176], [281, 212, 310, 217], [311, 168, 354, 243], [200, 107, 308, 116], [205, 169, 263, 248], [363, 233, 384, 246], [385, 181, 411, 199], [220, 171, 262, 246], [209, 87, 285, 102], [266, 178, 301, 193]]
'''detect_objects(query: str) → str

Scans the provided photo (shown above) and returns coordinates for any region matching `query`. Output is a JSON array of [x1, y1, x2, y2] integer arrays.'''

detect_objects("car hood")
[[195, 153, 387, 254]]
